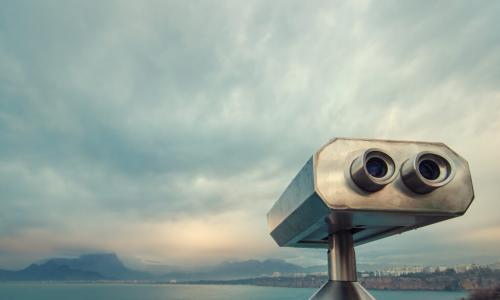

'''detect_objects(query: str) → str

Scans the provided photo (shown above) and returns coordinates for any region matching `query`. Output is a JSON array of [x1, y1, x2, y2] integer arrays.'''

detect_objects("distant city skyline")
[[1, 1, 500, 270]]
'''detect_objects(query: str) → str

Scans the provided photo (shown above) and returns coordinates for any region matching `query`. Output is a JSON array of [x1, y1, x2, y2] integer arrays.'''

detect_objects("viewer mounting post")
[[309, 232, 373, 299], [267, 138, 474, 300]]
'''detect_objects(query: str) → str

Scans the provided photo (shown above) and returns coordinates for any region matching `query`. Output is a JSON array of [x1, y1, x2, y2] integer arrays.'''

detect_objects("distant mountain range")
[[161, 259, 307, 281], [0, 254, 149, 281], [0, 261, 105, 281], [0, 253, 316, 281], [45, 253, 149, 280]]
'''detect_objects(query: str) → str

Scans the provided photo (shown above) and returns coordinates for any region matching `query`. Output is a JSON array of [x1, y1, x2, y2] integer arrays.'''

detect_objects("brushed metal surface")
[[315, 138, 472, 212], [309, 281, 376, 300], [268, 138, 474, 300], [267, 138, 474, 248], [328, 231, 357, 281]]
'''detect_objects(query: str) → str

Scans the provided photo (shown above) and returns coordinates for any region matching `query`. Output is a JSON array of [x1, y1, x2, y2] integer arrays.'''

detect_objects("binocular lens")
[[350, 149, 396, 192], [419, 159, 440, 180], [401, 152, 454, 193], [366, 157, 388, 178]]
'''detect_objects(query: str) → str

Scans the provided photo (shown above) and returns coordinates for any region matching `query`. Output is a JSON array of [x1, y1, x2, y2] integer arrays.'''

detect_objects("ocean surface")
[[0, 283, 467, 300]]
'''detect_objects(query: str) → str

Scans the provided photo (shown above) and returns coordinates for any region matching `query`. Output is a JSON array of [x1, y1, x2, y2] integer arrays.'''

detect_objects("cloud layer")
[[1, 0, 499, 269]]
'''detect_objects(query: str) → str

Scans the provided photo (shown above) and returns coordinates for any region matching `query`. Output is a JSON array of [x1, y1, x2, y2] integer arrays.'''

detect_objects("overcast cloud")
[[1, 0, 499, 270]]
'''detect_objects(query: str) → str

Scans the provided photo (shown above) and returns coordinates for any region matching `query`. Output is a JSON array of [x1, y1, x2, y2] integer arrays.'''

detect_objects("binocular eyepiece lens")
[[350, 149, 396, 192], [401, 152, 453, 193], [366, 157, 388, 178], [418, 159, 440, 180]]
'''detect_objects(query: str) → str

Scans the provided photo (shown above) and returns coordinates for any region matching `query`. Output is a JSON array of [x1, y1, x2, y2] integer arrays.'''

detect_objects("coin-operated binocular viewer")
[[267, 138, 474, 300]]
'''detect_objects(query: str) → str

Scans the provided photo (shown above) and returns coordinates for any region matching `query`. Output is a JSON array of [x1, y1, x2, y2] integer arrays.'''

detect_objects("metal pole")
[[309, 231, 375, 300], [328, 231, 357, 281]]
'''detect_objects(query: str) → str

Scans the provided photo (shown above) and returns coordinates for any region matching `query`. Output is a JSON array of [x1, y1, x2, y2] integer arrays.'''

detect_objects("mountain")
[[46, 253, 149, 279], [0, 260, 104, 281], [161, 259, 305, 281], [0, 254, 307, 282], [304, 265, 327, 274], [0, 253, 149, 281]]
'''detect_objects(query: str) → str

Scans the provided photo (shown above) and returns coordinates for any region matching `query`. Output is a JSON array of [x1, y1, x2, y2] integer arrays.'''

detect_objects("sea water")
[[0, 283, 467, 300]]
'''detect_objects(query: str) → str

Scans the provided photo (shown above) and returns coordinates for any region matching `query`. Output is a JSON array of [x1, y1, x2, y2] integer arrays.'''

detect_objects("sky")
[[1, 0, 500, 271]]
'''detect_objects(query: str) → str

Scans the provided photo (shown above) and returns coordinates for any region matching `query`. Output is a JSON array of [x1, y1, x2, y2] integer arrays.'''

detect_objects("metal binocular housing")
[[267, 138, 474, 300]]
